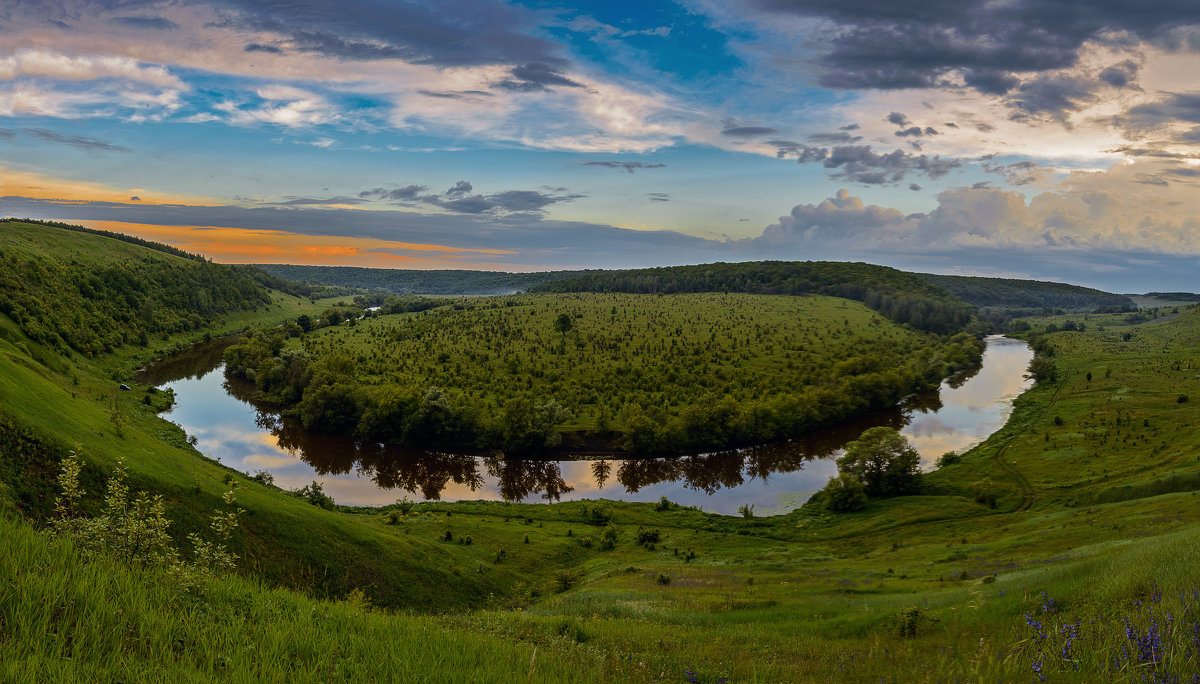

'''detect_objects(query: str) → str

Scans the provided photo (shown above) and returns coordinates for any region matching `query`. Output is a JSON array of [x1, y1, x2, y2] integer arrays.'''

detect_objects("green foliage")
[[737, 503, 755, 519], [1027, 356, 1058, 383], [294, 481, 336, 510], [599, 524, 619, 551], [0, 221, 274, 356], [836, 426, 922, 497], [532, 260, 974, 334], [920, 272, 1133, 312], [231, 292, 981, 454], [253, 263, 586, 295], [50, 450, 241, 588], [823, 474, 868, 512]]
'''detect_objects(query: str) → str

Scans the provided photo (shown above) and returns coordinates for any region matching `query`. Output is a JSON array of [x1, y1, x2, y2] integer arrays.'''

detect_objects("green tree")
[[835, 426, 921, 497]]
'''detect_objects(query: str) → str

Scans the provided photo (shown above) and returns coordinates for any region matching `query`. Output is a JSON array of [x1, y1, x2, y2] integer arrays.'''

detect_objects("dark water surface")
[[139, 335, 1032, 514]]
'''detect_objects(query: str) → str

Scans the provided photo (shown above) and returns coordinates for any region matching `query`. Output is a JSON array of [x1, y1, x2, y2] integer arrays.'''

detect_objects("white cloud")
[[3, 49, 186, 89]]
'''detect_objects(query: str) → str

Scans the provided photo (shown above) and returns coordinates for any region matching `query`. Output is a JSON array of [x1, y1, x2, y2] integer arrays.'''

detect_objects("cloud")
[[208, 0, 563, 68], [774, 141, 962, 185], [980, 158, 1053, 186], [23, 128, 131, 153], [580, 161, 667, 173], [647, 192, 670, 202], [244, 43, 284, 54], [1098, 60, 1140, 88], [358, 184, 429, 202], [444, 180, 473, 197], [493, 62, 585, 92], [217, 86, 339, 127], [721, 126, 778, 137], [267, 196, 368, 206], [357, 180, 580, 215], [744, 0, 1200, 97], [3, 49, 184, 89], [808, 131, 862, 144], [108, 15, 178, 31], [0, 129, 14, 140]]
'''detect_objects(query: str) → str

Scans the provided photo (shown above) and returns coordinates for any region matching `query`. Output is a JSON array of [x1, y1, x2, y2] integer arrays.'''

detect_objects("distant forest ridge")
[[917, 273, 1135, 311], [253, 264, 587, 295], [528, 261, 973, 335]]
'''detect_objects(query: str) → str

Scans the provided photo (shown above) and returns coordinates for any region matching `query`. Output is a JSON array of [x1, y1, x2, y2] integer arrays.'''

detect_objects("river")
[[137, 335, 1033, 515]]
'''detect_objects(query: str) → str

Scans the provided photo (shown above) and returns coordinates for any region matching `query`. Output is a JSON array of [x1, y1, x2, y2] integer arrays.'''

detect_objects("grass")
[[5, 222, 1200, 680]]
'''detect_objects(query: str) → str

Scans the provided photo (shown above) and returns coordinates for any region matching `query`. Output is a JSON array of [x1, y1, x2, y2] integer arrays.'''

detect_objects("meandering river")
[[138, 335, 1033, 515]]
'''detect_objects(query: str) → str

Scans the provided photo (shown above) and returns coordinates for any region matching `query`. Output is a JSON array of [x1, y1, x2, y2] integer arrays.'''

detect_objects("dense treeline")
[[530, 261, 975, 335], [0, 221, 274, 356], [254, 264, 590, 295], [226, 293, 984, 455], [919, 273, 1134, 311]]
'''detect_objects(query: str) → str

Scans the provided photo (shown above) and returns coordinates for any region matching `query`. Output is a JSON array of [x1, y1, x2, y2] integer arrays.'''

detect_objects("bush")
[[599, 524, 619, 551], [636, 528, 661, 546], [737, 503, 755, 519], [825, 474, 868, 513], [654, 496, 674, 512], [973, 477, 998, 509]]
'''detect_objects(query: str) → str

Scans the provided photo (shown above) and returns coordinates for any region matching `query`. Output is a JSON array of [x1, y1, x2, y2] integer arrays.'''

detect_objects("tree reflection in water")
[[232, 369, 920, 502]]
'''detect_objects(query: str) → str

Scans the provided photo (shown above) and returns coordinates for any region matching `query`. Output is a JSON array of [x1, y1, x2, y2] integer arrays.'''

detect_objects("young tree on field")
[[835, 426, 921, 497], [553, 313, 573, 353]]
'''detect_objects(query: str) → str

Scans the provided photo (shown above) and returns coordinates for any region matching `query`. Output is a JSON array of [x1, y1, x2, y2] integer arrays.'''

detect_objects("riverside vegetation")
[[3, 219, 1200, 681]]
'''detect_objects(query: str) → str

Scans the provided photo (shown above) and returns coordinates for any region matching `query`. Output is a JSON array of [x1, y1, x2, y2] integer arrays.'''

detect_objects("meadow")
[[4, 220, 1200, 681]]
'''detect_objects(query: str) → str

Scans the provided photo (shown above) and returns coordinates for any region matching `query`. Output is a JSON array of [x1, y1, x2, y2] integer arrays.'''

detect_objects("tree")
[[553, 312, 573, 337], [835, 426, 921, 497]]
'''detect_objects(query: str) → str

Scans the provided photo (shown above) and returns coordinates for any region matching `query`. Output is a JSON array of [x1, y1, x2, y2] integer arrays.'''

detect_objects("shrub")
[[600, 524, 619, 551], [636, 528, 661, 546], [737, 503, 755, 519], [656, 573, 671, 585], [824, 474, 868, 513], [654, 496, 675, 512]]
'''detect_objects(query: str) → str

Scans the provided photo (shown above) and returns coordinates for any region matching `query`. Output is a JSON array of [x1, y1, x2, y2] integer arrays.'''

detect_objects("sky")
[[4, 0, 1200, 291]]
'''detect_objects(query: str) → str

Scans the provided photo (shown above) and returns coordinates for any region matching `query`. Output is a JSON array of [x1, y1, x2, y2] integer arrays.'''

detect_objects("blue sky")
[[5, 0, 1200, 290]]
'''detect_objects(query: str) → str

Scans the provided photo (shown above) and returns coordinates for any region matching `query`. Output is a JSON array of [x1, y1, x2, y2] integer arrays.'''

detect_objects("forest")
[[225, 292, 985, 454], [918, 273, 1135, 312], [254, 264, 588, 295], [529, 261, 975, 335], [0, 221, 279, 357]]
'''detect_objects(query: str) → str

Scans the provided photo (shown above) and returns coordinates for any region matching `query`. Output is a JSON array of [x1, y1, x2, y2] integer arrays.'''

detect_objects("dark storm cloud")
[[747, 0, 1200, 94], [886, 112, 910, 126], [24, 128, 131, 153], [580, 161, 666, 173], [647, 193, 670, 202], [109, 15, 178, 30], [775, 141, 961, 184], [417, 89, 493, 99], [206, 0, 563, 68]]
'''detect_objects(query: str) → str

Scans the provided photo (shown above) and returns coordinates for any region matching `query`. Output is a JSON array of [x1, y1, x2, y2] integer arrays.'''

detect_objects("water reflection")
[[140, 335, 1032, 515]]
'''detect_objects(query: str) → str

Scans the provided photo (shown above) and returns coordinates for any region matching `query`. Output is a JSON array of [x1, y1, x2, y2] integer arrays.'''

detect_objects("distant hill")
[[917, 273, 1135, 312], [529, 260, 974, 334], [253, 264, 589, 295], [0, 219, 279, 356]]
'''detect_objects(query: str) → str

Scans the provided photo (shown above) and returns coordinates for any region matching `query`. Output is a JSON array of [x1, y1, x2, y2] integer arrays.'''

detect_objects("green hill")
[[4, 221, 1200, 681], [918, 272, 1135, 312], [254, 263, 587, 295]]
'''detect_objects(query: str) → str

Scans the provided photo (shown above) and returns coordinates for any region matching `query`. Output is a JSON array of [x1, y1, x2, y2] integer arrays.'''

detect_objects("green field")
[[4, 221, 1200, 681], [227, 292, 983, 454]]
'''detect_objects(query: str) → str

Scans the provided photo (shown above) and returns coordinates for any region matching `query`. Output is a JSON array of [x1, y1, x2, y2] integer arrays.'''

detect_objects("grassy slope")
[[4, 223, 1200, 680]]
